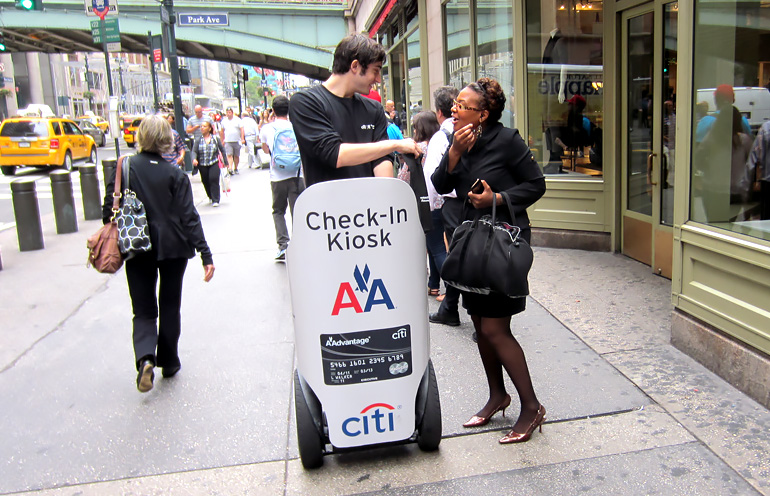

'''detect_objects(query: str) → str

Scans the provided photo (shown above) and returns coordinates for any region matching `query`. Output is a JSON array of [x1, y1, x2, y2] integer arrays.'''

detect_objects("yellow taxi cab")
[[77, 114, 110, 133], [122, 116, 144, 148], [0, 117, 97, 176]]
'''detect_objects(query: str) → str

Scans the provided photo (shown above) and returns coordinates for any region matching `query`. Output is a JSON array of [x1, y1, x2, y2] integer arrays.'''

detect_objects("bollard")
[[11, 178, 45, 251], [50, 170, 78, 234], [79, 164, 102, 220], [102, 159, 117, 192]]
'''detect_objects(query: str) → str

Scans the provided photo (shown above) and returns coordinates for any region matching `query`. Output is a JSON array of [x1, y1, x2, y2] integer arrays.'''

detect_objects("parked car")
[[0, 117, 97, 176], [74, 119, 106, 147], [77, 114, 110, 134], [122, 117, 144, 148]]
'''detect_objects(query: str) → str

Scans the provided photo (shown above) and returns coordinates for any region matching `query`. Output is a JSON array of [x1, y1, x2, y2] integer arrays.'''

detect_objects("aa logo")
[[332, 265, 394, 316]]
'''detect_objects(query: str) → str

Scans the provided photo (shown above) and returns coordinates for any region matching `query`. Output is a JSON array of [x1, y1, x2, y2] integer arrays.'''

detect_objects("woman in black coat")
[[431, 78, 547, 444], [102, 115, 215, 393]]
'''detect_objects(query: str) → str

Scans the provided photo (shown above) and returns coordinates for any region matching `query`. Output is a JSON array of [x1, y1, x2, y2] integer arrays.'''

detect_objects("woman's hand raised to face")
[[451, 123, 478, 154], [466, 180, 496, 209]]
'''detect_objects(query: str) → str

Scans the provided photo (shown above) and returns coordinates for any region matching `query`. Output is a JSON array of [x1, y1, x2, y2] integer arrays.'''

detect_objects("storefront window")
[[445, 0, 472, 90], [690, 0, 770, 241], [477, 0, 515, 128], [525, 0, 604, 177], [407, 28, 423, 120]]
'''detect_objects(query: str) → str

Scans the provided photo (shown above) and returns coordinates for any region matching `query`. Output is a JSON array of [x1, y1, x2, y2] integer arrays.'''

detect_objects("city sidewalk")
[[0, 167, 768, 495]]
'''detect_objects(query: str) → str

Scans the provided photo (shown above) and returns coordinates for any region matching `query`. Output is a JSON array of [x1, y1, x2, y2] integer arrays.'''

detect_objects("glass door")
[[621, 2, 678, 278]]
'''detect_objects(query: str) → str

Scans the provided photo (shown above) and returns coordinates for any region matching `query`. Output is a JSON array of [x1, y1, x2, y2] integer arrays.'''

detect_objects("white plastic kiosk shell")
[[287, 178, 429, 449]]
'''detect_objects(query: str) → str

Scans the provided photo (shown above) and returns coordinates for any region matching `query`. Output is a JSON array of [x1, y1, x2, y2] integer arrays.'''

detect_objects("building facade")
[[352, 0, 770, 408]]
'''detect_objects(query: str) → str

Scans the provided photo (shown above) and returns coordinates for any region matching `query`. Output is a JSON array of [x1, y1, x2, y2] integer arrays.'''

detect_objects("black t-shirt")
[[289, 85, 389, 186]]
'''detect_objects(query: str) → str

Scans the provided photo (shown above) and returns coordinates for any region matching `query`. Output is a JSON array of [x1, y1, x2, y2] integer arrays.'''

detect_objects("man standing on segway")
[[290, 34, 421, 186]]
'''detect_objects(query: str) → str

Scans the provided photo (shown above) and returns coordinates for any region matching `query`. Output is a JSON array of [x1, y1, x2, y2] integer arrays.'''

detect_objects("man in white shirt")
[[220, 108, 245, 174], [241, 111, 259, 169], [260, 95, 305, 261], [425, 85, 462, 328]]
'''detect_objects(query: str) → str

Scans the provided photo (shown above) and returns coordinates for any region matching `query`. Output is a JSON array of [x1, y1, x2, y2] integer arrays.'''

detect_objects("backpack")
[[272, 126, 302, 173]]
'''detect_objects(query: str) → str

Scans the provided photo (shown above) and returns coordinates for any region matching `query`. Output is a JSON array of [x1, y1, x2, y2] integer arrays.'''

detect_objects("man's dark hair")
[[272, 95, 290, 117], [434, 86, 459, 119], [331, 34, 386, 74]]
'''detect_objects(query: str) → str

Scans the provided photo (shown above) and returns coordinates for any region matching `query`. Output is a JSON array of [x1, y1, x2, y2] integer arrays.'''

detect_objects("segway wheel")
[[294, 371, 325, 469], [417, 360, 442, 451]]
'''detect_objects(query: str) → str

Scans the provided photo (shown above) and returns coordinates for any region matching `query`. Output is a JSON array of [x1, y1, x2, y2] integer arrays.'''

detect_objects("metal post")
[[10, 179, 44, 251], [148, 31, 160, 111], [163, 0, 192, 172], [101, 18, 122, 157], [50, 170, 79, 234], [84, 55, 94, 111], [79, 164, 102, 221], [102, 158, 117, 192], [117, 55, 126, 112]]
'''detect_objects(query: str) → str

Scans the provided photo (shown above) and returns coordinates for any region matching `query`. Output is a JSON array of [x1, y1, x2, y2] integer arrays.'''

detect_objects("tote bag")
[[441, 192, 533, 297]]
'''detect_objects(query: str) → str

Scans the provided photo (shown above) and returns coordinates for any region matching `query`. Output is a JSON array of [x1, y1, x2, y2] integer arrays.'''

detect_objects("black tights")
[[471, 314, 541, 432]]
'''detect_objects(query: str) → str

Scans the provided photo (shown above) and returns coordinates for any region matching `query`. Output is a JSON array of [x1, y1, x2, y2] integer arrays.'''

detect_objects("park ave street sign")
[[177, 13, 229, 26]]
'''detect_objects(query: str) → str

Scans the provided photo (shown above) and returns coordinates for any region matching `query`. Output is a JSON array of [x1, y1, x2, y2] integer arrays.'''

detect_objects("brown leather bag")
[[86, 157, 125, 273]]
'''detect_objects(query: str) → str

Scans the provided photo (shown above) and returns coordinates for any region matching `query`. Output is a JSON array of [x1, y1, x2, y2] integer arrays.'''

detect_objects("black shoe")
[[162, 365, 181, 378], [429, 311, 461, 327], [136, 359, 155, 393]]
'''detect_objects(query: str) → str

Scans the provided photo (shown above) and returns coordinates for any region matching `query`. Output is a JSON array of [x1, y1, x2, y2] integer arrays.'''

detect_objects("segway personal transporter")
[[287, 177, 442, 469]]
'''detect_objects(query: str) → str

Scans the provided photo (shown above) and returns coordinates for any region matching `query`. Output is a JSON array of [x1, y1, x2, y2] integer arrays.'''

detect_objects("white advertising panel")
[[287, 178, 429, 448]]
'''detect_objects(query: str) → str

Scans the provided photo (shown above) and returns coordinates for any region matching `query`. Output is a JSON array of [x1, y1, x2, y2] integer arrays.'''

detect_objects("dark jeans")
[[199, 164, 220, 203], [426, 209, 447, 290], [125, 254, 188, 370], [271, 178, 305, 249]]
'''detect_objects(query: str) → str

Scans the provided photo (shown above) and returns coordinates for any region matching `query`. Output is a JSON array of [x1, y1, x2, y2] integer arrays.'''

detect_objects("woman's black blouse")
[[431, 122, 546, 233], [102, 151, 213, 266]]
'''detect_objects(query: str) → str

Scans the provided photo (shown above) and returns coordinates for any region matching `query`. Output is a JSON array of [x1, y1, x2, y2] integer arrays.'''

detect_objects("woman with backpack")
[[192, 121, 226, 207]]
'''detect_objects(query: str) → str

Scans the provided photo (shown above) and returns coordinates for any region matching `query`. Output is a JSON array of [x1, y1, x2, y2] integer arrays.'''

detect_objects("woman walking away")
[[431, 78, 547, 443], [192, 121, 226, 207], [412, 111, 445, 300], [102, 115, 215, 393]]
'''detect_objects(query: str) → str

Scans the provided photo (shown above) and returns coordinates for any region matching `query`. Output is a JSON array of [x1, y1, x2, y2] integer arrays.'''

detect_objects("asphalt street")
[[0, 139, 120, 230], [0, 164, 768, 495]]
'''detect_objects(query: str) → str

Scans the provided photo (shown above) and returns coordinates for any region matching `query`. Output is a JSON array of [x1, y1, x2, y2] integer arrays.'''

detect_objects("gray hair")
[[137, 114, 173, 155]]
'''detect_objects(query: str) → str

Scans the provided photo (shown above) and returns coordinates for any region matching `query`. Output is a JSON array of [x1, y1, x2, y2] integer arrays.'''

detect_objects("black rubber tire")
[[127, 142, 135, 148], [417, 360, 442, 451], [89, 147, 98, 164], [294, 370, 324, 469], [62, 151, 73, 172], [1, 165, 16, 176]]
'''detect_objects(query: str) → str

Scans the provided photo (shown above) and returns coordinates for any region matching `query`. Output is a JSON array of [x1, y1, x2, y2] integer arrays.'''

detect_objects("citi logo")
[[332, 265, 394, 316], [342, 403, 396, 437]]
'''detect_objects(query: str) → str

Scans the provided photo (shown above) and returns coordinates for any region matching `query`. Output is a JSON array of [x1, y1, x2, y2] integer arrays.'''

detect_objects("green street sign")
[[90, 18, 120, 44]]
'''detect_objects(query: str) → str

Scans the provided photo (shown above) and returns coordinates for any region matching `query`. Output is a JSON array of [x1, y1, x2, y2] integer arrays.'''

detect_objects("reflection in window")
[[407, 28, 423, 125], [525, 0, 604, 178], [477, 0, 515, 128], [445, 0, 472, 90], [690, 0, 770, 241]]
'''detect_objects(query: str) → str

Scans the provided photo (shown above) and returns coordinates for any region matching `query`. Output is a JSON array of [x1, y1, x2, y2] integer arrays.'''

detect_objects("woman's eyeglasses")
[[452, 100, 483, 112]]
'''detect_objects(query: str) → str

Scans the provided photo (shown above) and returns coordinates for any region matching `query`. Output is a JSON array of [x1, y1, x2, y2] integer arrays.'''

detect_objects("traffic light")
[[15, 0, 42, 11], [0, 32, 5, 52], [242, 68, 248, 82], [233, 81, 240, 99]]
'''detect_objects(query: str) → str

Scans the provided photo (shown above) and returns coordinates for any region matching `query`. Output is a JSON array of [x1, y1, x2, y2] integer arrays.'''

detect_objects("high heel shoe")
[[463, 394, 512, 428], [499, 405, 546, 444]]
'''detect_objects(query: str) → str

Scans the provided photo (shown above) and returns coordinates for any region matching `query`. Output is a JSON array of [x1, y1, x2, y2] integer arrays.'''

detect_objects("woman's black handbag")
[[441, 192, 533, 297], [115, 156, 152, 258]]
